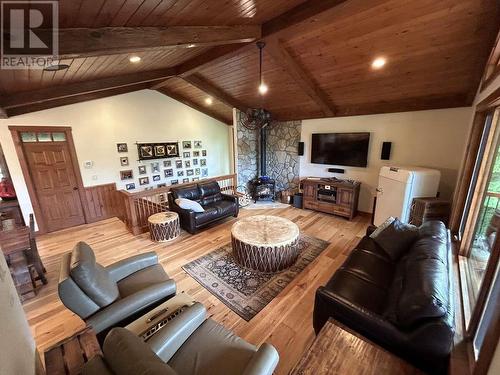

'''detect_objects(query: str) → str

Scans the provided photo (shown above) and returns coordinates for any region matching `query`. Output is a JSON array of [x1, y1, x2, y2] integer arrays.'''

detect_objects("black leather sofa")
[[168, 181, 239, 234], [313, 221, 454, 374]]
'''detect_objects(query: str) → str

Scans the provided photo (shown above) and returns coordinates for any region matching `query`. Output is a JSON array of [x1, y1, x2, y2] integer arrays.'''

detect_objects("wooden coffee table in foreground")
[[231, 215, 300, 272]]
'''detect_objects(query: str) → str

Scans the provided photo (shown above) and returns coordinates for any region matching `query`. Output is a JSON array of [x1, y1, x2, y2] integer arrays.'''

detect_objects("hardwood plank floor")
[[23, 207, 370, 374]]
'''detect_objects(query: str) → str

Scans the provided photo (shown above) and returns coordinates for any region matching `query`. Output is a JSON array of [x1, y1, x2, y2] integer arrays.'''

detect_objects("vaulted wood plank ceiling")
[[0, 0, 498, 123]]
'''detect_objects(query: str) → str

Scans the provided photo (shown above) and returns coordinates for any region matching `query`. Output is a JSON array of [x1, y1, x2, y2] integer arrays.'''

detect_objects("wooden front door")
[[23, 141, 85, 232]]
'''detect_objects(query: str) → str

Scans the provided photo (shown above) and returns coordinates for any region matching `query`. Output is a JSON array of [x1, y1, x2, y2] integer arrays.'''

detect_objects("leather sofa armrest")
[[366, 225, 377, 236], [221, 193, 239, 204], [106, 252, 158, 282], [147, 302, 207, 362], [87, 280, 176, 334], [242, 343, 280, 375]]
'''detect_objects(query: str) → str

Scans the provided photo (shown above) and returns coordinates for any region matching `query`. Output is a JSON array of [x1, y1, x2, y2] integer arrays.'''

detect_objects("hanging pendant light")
[[257, 41, 268, 95]]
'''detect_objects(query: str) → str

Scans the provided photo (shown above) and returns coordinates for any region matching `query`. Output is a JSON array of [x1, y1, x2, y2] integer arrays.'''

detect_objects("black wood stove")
[[251, 126, 275, 202]]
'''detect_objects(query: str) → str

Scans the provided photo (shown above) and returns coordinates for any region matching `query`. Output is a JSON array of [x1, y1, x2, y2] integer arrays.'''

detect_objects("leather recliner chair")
[[168, 181, 239, 234], [83, 302, 279, 375], [313, 221, 454, 374], [59, 242, 176, 336]]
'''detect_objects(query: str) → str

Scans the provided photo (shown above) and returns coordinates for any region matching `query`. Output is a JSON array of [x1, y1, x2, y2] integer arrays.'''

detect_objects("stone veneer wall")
[[236, 110, 301, 194]]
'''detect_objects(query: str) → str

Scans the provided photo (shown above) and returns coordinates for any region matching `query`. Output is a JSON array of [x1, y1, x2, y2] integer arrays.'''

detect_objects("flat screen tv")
[[311, 132, 370, 167]]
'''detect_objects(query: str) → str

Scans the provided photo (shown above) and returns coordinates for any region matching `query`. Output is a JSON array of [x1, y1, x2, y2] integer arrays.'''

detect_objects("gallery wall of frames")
[[117, 140, 210, 191]]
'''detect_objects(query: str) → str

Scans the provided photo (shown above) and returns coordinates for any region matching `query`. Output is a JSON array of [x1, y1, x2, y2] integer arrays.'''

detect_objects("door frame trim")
[[8, 126, 90, 234]]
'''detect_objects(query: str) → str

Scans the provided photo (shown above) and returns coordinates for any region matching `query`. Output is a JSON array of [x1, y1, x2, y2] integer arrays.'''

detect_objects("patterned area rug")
[[182, 234, 330, 321]]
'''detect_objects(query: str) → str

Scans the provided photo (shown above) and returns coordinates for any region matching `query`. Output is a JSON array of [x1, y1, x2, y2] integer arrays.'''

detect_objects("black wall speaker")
[[298, 141, 304, 156], [381, 141, 392, 160], [328, 168, 345, 174]]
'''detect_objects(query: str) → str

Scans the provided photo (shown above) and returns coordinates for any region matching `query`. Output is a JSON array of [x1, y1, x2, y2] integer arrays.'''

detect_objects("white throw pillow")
[[369, 216, 395, 238], [175, 198, 204, 213]]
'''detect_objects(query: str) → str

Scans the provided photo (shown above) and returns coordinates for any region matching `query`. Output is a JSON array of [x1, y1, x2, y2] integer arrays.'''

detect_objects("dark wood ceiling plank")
[[180, 75, 248, 111], [156, 87, 232, 124], [54, 25, 261, 59], [266, 38, 335, 117], [1, 68, 176, 109], [174, 0, 346, 77], [6, 82, 153, 118]]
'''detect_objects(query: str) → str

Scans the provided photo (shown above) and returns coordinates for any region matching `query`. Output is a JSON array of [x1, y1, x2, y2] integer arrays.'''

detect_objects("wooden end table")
[[148, 211, 181, 242], [44, 327, 101, 375], [290, 319, 423, 375], [231, 215, 300, 272]]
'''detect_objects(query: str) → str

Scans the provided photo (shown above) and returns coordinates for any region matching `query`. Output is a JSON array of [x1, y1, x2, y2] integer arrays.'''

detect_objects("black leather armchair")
[[168, 181, 239, 234], [58, 242, 176, 337], [313, 221, 454, 374]]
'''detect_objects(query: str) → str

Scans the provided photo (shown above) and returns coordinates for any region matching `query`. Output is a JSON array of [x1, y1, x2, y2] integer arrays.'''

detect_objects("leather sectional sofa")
[[313, 221, 454, 374], [168, 181, 239, 234]]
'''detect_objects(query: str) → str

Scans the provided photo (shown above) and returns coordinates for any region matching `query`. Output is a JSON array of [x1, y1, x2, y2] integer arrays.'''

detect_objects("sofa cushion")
[[117, 264, 171, 297], [371, 218, 418, 261], [70, 242, 119, 307], [198, 181, 221, 197], [356, 237, 392, 261], [342, 249, 395, 289], [172, 185, 201, 201], [175, 198, 204, 212], [168, 319, 256, 375], [194, 206, 220, 225], [104, 328, 177, 375], [204, 200, 235, 217]]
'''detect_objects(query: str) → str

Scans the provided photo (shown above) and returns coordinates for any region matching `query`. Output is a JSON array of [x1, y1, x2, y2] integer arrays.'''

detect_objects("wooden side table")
[[44, 327, 101, 375], [290, 319, 423, 375], [148, 211, 181, 242]]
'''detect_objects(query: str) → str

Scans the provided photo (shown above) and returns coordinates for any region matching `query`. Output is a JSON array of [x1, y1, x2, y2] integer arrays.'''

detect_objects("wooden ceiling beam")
[[156, 88, 231, 125], [0, 106, 8, 119], [6, 83, 152, 117], [174, 0, 348, 78], [266, 39, 335, 117], [180, 75, 248, 112], [48, 25, 261, 59], [2, 67, 176, 109]]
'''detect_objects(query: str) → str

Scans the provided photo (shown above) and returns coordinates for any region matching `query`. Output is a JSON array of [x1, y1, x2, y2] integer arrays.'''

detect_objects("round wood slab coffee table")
[[148, 212, 180, 242], [231, 215, 300, 272]]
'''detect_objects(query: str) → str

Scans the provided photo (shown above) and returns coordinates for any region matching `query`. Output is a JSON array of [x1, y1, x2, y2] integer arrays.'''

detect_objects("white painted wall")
[[300, 107, 473, 213], [0, 90, 231, 224]]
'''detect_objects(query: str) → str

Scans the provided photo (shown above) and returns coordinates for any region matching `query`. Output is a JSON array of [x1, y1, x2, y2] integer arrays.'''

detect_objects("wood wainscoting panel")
[[84, 183, 123, 223]]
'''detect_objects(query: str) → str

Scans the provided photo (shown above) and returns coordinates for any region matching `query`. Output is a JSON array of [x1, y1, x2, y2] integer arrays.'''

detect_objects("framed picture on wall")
[[175, 160, 183, 168], [171, 179, 179, 185], [139, 177, 149, 185], [192, 159, 198, 166], [193, 151, 200, 157], [202, 150, 207, 157], [183, 151, 190, 158], [120, 156, 129, 166], [166, 143, 179, 157], [125, 183, 135, 190], [201, 168, 208, 177], [164, 169, 173, 177], [194, 141, 202, 148], [151, 162, 160, 173], [138, 165, 147, 174], [192, 177, 199, 181], [120, 170, 133, 180], [163, 160, 172, 168], [157, 183, 166, 188], [200, 159, 207, 166], [139, 145, 154, 159], [195, 168, 200, 175], [177, 170, 184, 177], [184, 160, 191, 168], [117, 143, 128, 153], [154, 145, 166, 157], [182, 178, 189, 183], [186, 169, 194, 176], [152, 175, 160, 181], [182, 141, 192, 149]]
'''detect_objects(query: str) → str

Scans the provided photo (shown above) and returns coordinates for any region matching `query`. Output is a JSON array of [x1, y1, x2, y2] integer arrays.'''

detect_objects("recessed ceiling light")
[[43, 64, 69, 71], [205, 97, 213, 105], [371, 57, 386, 69], [258, 83, 268, 95], [187, 44, 196, 48], [129, 55, 141, 63]]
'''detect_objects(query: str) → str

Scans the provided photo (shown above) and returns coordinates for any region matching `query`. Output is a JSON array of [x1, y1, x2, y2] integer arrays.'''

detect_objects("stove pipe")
[[259, 125, 267, 176]]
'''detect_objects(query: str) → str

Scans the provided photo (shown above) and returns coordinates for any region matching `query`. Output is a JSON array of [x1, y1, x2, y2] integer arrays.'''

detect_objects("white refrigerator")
[[374, 166, 441, 226]]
